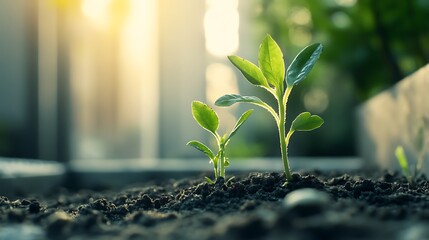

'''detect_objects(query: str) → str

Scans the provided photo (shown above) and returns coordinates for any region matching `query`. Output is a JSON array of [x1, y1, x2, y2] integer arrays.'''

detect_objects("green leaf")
[[215, 94, 264, 107], [286, 43, 323, 86], [191, 101, 219, 135], [395, 146, 410, 180], [227, 109, 253, 140], [258, 34, 285, 88], [187, 140, 215, 160], [291, 112, 324, 132], [228, 56, 268, 87], [216, 94, 279, 123]]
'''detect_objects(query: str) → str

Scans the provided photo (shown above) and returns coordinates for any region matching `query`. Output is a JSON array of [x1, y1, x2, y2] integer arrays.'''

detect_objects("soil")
[[1, 170, 429, 240]]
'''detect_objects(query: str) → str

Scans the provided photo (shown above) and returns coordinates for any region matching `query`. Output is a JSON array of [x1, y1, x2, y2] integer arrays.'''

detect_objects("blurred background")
[[0, 0, 428, 164]]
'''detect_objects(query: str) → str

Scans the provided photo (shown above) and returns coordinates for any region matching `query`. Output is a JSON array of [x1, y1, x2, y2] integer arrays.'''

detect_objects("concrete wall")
[[358, 64, 429, 172]]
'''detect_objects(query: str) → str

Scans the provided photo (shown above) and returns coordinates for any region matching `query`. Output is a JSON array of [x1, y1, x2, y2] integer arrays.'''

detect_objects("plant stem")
[[278, 103, 291, 181], [278, 87, 293, 181], [213, 163, 218, 180], [219, 145, 226, 179]]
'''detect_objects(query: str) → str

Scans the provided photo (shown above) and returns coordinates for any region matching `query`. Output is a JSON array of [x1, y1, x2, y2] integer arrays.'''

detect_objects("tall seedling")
[[215, 34, 324, 182]]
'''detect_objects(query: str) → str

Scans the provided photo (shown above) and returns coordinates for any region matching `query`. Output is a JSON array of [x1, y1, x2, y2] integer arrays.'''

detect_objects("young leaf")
[[258, 34, 285, 88], [395, 146, 411, 180], [227, 109, 253, 140], [291, 112, 324, 132], [191, 101, 219, 135], [228, 56, 268, 87], [286, 43, 323, 87], [187, 140, 215, 160], [215, 94, 264, 107]]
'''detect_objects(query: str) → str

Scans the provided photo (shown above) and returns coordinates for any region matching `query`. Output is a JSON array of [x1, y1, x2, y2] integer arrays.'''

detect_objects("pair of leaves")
[[188, 101, 253, 160], [228, 34, 323, 90]]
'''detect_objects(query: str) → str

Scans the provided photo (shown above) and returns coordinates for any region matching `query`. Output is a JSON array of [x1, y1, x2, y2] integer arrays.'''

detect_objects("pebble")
[[283, 188, 331, 216]]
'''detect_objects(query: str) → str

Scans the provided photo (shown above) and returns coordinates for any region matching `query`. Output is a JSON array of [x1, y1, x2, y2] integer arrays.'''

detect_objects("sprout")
[[187, 101, 253, 183], [216, 34, 324, 182]]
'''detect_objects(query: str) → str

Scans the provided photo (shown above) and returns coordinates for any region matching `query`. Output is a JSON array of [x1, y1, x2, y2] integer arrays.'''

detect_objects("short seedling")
[[395, 119, 428, 183], [187, 101, 253, 184], [215, 34, 324, 182]]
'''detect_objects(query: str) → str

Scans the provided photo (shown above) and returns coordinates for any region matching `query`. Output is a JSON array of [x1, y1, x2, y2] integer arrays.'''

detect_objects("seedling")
[[395, 146, 413, 183], [187, 101, 253, 184], [215, 34, 324, 182], [395, 119, 428, 183]]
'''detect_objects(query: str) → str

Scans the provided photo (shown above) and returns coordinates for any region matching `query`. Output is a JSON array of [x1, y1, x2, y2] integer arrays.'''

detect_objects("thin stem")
[[278, 87, 292, 181], [213, 156, 218, 180], [219, 147, 225, 178], [218, 136, 226, 179]]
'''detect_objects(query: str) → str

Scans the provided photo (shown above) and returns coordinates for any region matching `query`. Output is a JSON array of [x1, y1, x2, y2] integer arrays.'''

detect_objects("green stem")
[[218, 137, 226, 179], [213, 161, 218, 180], [278, 87, 293, 181], [219, 148, 225, 178]]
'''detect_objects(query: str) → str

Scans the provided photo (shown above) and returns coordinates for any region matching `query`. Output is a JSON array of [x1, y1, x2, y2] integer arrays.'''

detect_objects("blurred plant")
[[216, 34, 323, 181], [187, 101, 253, 184], [395, 118, 429, 183]]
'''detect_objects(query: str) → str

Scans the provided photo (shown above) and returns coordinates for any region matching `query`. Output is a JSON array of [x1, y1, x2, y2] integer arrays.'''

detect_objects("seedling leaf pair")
[[188, 101, 253, 182]]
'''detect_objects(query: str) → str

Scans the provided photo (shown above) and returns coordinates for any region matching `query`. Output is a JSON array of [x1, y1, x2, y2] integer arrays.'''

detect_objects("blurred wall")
[[0, 0, 38, 158]]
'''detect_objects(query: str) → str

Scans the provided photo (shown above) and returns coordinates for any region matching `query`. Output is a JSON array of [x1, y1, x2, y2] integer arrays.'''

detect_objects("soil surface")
[[1, 170, 429, 240]]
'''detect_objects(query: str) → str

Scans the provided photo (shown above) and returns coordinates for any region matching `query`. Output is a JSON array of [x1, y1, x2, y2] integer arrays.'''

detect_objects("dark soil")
[[1, 170, 429, 240]]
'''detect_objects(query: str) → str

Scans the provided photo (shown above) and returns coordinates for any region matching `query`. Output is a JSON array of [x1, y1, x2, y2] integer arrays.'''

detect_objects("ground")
[[1, 170, 429, 239]]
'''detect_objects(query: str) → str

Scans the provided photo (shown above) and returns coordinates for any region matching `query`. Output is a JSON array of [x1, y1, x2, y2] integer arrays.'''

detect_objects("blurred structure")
[[358, 64, 429, 173], [0, 0, 254, 162]]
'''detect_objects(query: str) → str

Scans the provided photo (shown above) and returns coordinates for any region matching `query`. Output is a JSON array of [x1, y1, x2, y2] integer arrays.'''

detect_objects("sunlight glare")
[[204, 0, 239, 57], [206, 63, 239, 105], [304, 88, 329, 113], [206, 63, 239, 131], [81, 0, 113, 28]]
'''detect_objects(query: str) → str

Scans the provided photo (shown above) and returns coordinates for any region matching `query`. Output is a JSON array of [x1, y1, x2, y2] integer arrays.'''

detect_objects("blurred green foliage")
[[231, 0, 429, 157], [254, 0, 429, 99]]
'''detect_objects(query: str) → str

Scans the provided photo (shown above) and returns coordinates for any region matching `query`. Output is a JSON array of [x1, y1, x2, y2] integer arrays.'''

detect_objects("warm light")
[[206, 63, 239, 105], [204, 0, 239, 57], [206, 63, 239, 131], [289, 27, 312, 46], [81, 0, 112, 28], [304, 88, 329, 113], [290, 7, 312, 26]]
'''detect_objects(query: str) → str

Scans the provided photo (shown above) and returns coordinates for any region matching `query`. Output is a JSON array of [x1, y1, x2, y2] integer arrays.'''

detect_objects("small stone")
[[283, 188, 331, 216], [46, 211, 72, 237]]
